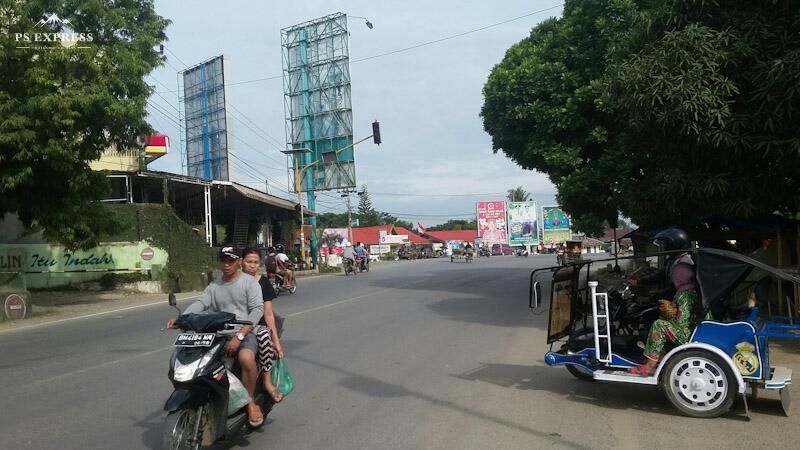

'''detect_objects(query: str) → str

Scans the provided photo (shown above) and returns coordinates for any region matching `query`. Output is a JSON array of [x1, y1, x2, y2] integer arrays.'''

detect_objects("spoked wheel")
[[161, 407, 202, 450], [566, 364, 595, 382], [662, 350, 736, 418]]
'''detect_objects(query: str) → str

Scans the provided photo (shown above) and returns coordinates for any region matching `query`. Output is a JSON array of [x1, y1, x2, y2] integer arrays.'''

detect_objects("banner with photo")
[[542, 206, 572, 244], [476, 201, 508, 245], [507, 201, 539, 246]]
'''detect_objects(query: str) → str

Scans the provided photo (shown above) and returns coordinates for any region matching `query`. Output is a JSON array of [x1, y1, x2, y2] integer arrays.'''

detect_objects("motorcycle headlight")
[[172, 343, 221, 382]]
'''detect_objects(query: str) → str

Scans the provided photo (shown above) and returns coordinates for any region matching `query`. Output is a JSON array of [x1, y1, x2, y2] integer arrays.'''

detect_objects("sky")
[[146, 0, 564, 226]]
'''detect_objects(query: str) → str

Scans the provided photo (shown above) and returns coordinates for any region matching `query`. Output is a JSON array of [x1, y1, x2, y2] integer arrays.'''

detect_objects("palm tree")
[[507, 186, 531, 202]]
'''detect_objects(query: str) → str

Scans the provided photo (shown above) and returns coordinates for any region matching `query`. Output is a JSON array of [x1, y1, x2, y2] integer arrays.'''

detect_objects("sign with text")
[[380, 235, 408, 245], [476, 201, 507, 245], [542, 206, 572, 244], [507, 202, 539, 246]]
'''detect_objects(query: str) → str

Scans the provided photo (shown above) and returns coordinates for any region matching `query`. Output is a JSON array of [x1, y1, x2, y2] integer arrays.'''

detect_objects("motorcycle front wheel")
[[161, 407, 202, 450]]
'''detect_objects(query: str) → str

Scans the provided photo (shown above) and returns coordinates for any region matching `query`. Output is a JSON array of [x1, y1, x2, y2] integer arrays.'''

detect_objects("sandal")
[[247, 403, 264, 427], [266, 385, 284, 403]]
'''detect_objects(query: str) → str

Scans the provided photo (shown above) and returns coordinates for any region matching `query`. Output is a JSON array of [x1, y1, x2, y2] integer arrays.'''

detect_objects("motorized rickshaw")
[[529, 247, 800, 418]]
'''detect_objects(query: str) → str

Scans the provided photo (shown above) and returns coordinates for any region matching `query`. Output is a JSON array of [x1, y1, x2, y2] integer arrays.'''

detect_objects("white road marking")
[[32, 345, 175, 386], [0, 295, 200, 335]]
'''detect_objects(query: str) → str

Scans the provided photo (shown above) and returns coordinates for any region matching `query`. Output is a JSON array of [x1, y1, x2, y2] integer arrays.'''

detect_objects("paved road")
[[1, 256, 798, 449]]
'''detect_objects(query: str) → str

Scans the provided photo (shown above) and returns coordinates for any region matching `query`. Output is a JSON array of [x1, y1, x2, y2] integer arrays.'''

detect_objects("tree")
[[357, 185, 384, 226], [0, 1, 170, 248], [481, 0, 800, 233], [316, 212, 350, 230], [427, 219, 477, 231], [507, 186, 531, 203]]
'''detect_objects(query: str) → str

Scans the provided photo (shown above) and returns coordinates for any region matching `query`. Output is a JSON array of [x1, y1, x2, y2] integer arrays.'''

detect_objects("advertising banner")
[[542, 206, 572, 244], [476, 201, 508, 245], [507, 202, 539, 246]]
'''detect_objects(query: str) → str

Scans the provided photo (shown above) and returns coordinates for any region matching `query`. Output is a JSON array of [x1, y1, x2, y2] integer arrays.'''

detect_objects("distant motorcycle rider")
[[355, 241, 368, 270], [275, 244, 294, 289]]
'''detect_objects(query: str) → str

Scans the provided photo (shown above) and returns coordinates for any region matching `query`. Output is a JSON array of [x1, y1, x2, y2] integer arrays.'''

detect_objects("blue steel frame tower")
[[181, 56, 232, 181], [282, 13, 355, 265]]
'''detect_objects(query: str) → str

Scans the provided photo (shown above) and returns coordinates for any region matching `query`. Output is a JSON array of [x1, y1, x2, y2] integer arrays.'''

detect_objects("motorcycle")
[[515, 248, 529, 257], [356, 255, 369, 273], [343, 257, 356, 276], [478, 247, 491, 258], [269, 271, 297, 295], [161, 293, 282, 450]]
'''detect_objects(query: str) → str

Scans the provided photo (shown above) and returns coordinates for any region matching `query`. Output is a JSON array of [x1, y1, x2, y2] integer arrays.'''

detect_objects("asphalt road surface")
[[1, 255, 798, 449]]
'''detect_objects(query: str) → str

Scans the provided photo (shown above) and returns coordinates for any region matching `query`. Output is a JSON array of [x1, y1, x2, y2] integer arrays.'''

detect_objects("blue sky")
[[146, 0, 563, 226]]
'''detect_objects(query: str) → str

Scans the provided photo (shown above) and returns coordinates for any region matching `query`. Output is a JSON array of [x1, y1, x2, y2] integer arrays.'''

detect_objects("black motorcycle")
[[343, 257, 356, 276], [161, 294, 281, 450], [607, 283, 660, 336]]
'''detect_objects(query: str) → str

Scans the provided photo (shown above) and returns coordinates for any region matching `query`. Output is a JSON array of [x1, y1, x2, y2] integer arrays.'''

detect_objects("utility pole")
[[343, 191, 353, 245]]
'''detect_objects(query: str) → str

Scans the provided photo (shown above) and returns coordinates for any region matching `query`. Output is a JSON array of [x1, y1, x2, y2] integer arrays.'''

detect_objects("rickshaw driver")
[[628, 228, 703, 376]]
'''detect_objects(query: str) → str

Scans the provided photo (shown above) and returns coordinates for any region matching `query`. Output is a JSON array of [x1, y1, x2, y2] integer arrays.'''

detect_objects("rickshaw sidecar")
[[531, 247, 800, 418]]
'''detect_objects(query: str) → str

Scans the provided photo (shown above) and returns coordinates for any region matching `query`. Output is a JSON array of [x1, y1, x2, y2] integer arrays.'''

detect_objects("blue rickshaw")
[[530, 247, 800, 418]]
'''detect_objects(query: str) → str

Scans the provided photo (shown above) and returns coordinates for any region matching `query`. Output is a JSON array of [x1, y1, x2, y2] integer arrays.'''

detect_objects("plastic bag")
[[271, 358, 295, 396], [227, 372, 252, 412]]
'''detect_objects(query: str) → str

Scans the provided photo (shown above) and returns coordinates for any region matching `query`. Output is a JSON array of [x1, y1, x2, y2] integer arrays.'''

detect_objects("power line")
[[351, 4, 563, 64], [153, 4, 564, 93]]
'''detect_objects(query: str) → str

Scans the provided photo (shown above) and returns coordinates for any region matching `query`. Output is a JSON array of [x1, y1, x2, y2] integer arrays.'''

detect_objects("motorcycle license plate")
[[174, 333, 215, 347]]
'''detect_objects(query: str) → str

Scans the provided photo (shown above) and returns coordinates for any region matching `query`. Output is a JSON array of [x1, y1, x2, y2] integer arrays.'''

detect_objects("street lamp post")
[[349, 15, 374, 29]]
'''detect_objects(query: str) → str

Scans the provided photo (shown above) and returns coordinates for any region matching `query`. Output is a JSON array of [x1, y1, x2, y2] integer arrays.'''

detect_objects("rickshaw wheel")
[[566, 364, 595, 382], [662, 350, 736, 418]]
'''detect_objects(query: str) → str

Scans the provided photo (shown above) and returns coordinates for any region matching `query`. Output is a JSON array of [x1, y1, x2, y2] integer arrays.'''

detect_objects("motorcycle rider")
[[165, 245, 266, 427], [275, 244, 294, 289], [628, 228, 702, 376], [342, 243, 356, 270], [354, 241, 368, 270]]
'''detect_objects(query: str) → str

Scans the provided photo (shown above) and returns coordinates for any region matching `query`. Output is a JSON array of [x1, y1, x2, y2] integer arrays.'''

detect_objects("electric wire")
[[153, 4, 564, 93]]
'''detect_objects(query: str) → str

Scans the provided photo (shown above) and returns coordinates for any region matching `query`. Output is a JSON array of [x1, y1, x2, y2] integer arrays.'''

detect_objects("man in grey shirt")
[[167, 245, 265, 426]]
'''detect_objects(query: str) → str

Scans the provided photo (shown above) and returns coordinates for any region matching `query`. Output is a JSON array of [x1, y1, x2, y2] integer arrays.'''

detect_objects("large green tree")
[[0, 0, 169, 248], [481, 0, 800, 233], [427, 219, 477, 231]]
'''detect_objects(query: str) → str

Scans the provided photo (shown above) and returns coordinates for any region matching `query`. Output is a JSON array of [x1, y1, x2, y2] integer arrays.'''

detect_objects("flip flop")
[[266, 386, 284, 403], [247, 404, 264, 427]]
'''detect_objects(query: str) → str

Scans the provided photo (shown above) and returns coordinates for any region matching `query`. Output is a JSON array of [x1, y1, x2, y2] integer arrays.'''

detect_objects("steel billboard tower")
[[282, 12, 354, 264], [180, 55, 232, 180]]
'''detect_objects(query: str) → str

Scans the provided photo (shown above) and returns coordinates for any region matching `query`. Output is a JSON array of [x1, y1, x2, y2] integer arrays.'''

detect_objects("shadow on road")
[[290, 354, 590, 449], [454, 362, 785, 420]]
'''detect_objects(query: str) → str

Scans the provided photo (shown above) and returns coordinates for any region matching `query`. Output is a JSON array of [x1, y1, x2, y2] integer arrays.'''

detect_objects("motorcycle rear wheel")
[[161, 407, 202, 450]]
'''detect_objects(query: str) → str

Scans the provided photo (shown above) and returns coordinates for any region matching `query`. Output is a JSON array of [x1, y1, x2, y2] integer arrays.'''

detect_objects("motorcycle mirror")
[[168, 291, 177, 306]]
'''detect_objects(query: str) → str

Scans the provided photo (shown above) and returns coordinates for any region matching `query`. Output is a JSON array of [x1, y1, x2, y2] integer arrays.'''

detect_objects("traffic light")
[[372, 121, 381, 145], [294, 203, 303, 222]]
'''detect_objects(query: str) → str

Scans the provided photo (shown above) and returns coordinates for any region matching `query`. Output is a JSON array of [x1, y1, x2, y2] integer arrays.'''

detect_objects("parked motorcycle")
[[161, 293, 281, 450]]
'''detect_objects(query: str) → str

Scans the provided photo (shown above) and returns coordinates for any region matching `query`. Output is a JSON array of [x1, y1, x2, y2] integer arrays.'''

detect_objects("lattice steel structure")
[[181, 55, 232, 181], [281, 12, 355, 193]]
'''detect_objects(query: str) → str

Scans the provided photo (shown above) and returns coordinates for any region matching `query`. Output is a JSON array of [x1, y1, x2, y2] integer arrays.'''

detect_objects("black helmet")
[[653, 228, 689, 251], [267, 246, 276, 254], [275, 244, 285, 253]]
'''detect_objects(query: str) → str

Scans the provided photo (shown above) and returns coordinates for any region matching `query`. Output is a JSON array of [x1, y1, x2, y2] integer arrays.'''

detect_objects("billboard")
[[182, 55, 231, 180], [542, 206, 572, 244], [282, 13, 355, 192], [507, 201, 539, 246], [476, 201, 508, 245]]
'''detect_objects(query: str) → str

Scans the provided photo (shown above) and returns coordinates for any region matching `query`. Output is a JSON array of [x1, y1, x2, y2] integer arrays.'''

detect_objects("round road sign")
[[141, 248, 154, 261], [4, 293, 27, 320]]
